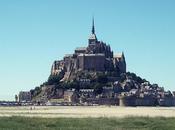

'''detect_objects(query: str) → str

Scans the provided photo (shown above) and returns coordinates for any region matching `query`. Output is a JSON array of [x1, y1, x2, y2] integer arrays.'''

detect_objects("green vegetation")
[[46, 74, 64, 85], [30, 71, 154, 100], [0, 116, 175, 130], [30, 86, 42, 98]]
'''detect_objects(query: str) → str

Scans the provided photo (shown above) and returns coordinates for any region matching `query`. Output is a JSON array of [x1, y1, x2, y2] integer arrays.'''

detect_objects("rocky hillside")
[[30, 70, 166, 102]]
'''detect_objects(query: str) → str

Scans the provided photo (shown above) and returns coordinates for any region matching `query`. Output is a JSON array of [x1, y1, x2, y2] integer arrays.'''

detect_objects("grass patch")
[[0, 116, 175, 130]]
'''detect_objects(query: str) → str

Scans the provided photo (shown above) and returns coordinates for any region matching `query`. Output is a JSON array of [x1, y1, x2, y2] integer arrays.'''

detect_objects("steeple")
[[89, 17, 97, 45], [92, 17, 95, 34]]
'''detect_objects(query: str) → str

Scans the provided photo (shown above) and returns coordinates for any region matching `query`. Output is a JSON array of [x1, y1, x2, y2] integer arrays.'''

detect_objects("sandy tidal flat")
[[0, 106, 175, 118]]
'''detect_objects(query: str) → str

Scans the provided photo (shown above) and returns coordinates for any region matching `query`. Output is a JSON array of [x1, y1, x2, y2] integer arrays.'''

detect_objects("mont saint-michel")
[[17, 19, 175, 107]]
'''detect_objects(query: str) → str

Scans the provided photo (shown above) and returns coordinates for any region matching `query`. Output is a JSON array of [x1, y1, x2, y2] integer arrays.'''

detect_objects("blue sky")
[[0, 0, 175, 100]]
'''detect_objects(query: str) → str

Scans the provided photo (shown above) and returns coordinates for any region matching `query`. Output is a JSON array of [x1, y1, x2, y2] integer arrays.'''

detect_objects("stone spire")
[[92, 17, 95, 34], [89, 17, 97, 44]]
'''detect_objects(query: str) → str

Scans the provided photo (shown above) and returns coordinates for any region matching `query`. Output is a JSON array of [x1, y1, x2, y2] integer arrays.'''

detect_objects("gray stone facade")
[[19, 91, 32, 102], [78, 54, 105, 71]]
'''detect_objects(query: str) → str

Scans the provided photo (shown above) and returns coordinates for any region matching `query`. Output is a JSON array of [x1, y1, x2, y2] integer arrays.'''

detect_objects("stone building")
[[19, 91, 32, 102], [50, 18, 126, 81], [64, 89, 78, 103], [114, 53, 126, 73], [79, 89, 95, 99]]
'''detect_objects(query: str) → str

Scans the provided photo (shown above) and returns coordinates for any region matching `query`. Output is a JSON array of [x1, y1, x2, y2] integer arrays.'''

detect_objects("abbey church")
[[51, 19, 126, 81]]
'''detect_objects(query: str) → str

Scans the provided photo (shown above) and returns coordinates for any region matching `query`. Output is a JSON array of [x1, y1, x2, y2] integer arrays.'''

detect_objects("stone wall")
[[119, 96, 171, 106], [78, 54, 105, 71]]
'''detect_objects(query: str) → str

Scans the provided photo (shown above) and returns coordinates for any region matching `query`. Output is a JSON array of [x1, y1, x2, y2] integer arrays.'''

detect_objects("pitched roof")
[[75, 47, 87, 51], [78, 53, 105, 57]]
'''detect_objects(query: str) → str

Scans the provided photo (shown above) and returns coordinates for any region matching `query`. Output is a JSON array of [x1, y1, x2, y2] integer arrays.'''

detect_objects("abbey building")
[[51, 19, 126, 81]]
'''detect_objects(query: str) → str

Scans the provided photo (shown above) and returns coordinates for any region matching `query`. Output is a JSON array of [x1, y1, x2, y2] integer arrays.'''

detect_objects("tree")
[[94, 83, 103, 94], [15, 95, 18, 102], [32, 86, 42, 97], [47, 74, 62, 85], [97, 74, 108, 84], [120, 73, 126, 82], [58, 80, 80, 90]]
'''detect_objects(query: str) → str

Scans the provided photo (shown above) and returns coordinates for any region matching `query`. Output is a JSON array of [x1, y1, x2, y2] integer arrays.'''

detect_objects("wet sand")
[[0, 106, 175, 118]]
